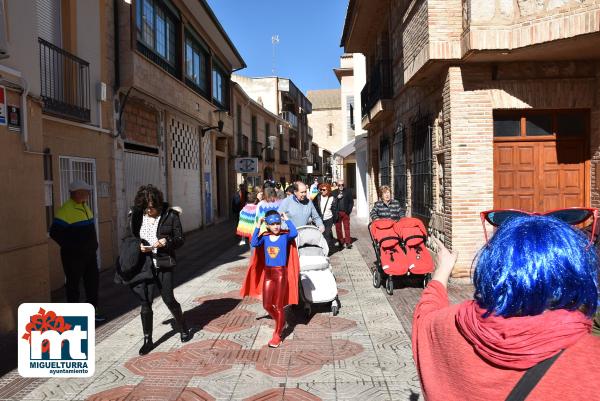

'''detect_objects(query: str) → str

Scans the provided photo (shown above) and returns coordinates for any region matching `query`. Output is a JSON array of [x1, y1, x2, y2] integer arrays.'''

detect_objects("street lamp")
[[201, 109, 225, 138], [260, 135, 277, 152]]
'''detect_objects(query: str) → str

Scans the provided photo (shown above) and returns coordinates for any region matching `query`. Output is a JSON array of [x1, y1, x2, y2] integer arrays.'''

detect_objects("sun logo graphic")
[[18, 303, 95, 377]]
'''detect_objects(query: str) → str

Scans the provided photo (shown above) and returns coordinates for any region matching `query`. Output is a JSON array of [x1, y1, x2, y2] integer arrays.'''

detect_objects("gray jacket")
[[278, 194, 324, 228]]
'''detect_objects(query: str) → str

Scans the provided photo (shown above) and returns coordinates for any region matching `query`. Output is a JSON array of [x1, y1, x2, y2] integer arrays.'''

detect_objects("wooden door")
[[494, 139, 586, 211]]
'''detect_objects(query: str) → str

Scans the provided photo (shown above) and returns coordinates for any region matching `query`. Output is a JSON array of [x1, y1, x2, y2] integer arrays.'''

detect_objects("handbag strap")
[[505, 350, 564, 401]]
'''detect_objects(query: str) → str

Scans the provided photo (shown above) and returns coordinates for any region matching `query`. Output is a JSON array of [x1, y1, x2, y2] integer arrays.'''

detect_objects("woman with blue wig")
[[412, 215, 600, 400]]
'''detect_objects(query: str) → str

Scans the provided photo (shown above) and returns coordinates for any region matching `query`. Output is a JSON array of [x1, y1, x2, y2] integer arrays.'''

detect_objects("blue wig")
[[473, 215, 599, 318]]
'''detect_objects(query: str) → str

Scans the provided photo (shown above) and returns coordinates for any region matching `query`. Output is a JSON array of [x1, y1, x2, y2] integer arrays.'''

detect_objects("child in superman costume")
[[240, 210, 300, 347]]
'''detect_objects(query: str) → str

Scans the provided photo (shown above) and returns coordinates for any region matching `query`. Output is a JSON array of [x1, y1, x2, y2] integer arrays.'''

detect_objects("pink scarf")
[[455, 301, 591, 369]]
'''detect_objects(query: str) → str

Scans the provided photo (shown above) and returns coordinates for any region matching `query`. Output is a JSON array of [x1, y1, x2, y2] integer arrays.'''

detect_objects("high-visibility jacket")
[[49, 198, 98, 255]]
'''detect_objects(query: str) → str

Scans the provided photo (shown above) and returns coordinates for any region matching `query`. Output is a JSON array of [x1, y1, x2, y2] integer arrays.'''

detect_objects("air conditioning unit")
[[0, 0, 9, 59]]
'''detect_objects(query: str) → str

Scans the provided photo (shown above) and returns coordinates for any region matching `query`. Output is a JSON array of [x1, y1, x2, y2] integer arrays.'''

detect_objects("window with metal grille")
[[379, 139, 391, 186], [411, 116, 433, 219], [393, 125, 407, 207]]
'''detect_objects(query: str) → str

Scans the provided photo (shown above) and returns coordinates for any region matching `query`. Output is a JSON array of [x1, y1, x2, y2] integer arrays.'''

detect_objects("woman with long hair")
[[413, 214, 600, 400], [126, 185, 191, 355]]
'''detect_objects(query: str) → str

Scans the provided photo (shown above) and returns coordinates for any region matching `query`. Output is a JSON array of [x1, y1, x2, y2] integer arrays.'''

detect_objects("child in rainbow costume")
[[240, 210, 300, 347], [236, 192, 258, 245]]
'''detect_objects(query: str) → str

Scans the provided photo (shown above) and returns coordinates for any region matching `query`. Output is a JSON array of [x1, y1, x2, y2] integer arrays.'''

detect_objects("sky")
[[206, 0, 348, 94]]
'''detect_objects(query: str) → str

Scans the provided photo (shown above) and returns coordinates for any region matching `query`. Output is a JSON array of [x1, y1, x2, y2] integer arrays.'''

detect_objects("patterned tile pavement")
[[0, 216, 475, 401]]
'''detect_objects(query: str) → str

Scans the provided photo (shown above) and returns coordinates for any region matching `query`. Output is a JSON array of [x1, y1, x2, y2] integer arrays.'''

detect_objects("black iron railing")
[[240, 136, 249, 156], [252, 141, 263, 159], [39, 38, 91, 122], [280, 150, 288, 164], [361, 59, 392, 118], [411, 116, 433, 219]]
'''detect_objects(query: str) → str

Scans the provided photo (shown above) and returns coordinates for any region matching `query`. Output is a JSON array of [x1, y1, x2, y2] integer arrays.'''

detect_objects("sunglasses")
[[480, 207, 598, 247], [319, 188, 328, 192]]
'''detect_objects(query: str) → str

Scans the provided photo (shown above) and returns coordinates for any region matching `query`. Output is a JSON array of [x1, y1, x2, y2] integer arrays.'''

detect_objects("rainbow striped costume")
[[236, 203, 258, 239]]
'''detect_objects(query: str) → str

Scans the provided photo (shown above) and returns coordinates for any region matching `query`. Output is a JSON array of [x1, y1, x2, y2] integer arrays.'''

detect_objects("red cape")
[[239, 232, 300, 305]]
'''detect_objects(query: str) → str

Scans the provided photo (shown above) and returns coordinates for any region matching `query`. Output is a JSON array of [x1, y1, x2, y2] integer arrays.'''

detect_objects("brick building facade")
[[342, 0, 600, 276]]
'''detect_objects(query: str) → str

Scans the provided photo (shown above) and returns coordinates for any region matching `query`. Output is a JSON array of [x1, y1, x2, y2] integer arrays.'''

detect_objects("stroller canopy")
[[295, 225, 329, 257]]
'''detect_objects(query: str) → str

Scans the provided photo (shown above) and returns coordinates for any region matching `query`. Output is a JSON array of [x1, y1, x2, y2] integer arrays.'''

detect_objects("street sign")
[[234, 157, 259, 173]]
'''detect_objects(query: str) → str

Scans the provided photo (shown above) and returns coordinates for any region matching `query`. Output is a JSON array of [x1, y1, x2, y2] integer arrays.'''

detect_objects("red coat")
[[412, 280, 600, 401], [240, 232, 299, 305]]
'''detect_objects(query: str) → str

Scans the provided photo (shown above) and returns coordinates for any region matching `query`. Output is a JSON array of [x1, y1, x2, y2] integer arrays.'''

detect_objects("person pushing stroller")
[[240, 210, 300, 348]]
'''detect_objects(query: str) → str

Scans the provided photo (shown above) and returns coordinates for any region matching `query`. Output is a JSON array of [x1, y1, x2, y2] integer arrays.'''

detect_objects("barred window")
[[393, 125, 407, 207], [411, 116, 433, 219], [379, 139, 391, 187]]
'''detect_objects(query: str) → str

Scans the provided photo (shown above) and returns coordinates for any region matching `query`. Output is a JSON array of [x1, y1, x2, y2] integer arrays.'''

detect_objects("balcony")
[[280, 150, 288, 164], [252, 141, 263, 159], [280, 111, 298, 129], [39, 38, 91, 122], [290, 147, 301, 163], [361, 59, 393, 129], [240, 136, 249, 156], [265, 148, 276, 162]]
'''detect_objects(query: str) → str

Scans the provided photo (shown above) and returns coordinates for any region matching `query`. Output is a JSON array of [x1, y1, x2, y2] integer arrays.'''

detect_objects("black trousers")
[[323, 218, 335, 250], [131, 268, 180, 312], [60, 249, 99, 307]]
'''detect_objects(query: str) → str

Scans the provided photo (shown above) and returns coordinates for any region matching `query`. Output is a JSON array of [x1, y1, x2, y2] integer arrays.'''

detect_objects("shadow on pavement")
[[0, 220, 249, 377]]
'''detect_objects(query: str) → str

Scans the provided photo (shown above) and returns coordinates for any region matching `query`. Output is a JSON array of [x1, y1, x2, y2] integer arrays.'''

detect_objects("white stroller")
[[295, 225, 341, 316]]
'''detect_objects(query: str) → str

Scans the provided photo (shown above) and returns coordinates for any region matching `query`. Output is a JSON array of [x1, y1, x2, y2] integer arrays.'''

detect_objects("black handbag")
[[155, 254, 176, 268]]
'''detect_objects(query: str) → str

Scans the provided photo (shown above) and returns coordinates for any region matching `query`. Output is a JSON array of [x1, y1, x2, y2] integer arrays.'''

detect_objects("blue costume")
[[251, 219, 297, 266]]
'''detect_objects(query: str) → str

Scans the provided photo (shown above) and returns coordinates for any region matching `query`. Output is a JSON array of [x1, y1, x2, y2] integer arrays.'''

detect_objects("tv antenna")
[[271, 34, 279, 75]]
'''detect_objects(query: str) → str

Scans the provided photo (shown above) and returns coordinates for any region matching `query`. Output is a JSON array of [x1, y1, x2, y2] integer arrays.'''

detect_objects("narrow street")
[[0, 217, 472, 401]]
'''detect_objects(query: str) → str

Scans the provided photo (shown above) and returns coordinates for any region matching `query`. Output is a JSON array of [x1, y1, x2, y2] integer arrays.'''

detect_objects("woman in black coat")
[[313, 183, 339, 253], [127, 184, 191, 355]]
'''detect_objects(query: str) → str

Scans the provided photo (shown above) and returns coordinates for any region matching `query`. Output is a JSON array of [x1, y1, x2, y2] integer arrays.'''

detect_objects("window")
[[136, 0, 178, 74], [411, 116, 432, 219], [212, 64, 228, 108], [185, 33, 208, 95], [236, 104, 243, 155], [393, 125, 407, 207], [379, 139, 391, 186], [347, 96, 355, 133], [493, 110, 588, 138]]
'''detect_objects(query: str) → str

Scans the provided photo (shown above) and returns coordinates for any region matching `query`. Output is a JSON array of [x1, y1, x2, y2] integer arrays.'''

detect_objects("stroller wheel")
[[423, 273, 432, 288], [385, 276, 394, 295], [331, 303, 339, 316], [373, 270, 382, 288]]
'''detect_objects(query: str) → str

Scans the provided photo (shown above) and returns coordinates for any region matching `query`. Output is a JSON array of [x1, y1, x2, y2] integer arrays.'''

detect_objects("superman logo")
[[267, 246, 280, 259]]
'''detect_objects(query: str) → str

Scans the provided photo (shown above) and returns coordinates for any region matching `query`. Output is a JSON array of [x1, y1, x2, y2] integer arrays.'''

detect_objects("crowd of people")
[[51, 177, 600, 399]]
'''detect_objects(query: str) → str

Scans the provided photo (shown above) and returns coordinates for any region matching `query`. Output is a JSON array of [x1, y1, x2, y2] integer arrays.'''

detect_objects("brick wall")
[[123, 99, 159, 147], [464, 0, 600, 53], [447, 66, 494, 277], [403, 0, 430, 83]]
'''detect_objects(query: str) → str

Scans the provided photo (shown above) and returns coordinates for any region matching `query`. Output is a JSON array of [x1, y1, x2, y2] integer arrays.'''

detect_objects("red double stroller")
[[368, 217, 434, 295]]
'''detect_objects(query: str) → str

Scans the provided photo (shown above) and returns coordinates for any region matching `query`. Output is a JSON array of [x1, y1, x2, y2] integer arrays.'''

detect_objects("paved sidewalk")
[[0, 217, 472, 401]]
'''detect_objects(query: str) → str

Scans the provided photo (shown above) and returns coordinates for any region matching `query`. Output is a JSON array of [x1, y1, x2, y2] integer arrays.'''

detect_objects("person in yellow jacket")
[[50, 180, 105, 322]]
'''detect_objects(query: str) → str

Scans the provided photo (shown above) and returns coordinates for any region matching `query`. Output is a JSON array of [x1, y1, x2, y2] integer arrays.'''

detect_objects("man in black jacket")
[[333, 179, 354, 249]]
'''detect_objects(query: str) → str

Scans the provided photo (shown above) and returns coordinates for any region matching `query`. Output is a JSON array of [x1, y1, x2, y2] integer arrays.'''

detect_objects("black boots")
[[168, 303, 192, 343], [139, 309, 154, 355]]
